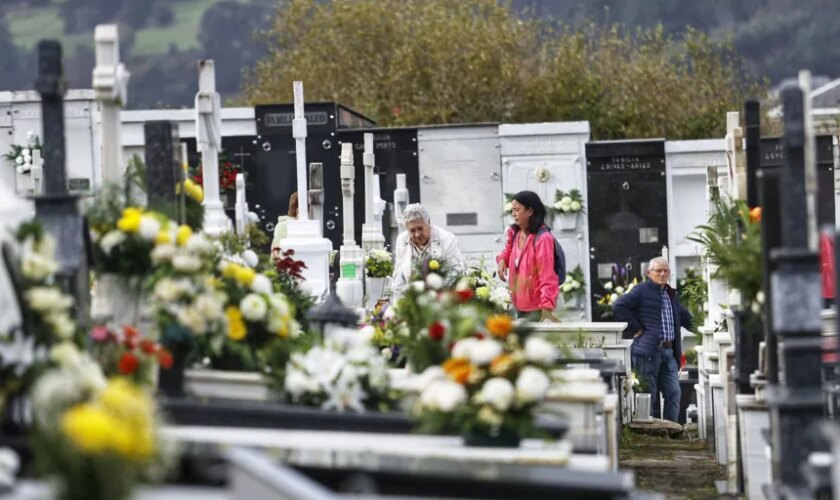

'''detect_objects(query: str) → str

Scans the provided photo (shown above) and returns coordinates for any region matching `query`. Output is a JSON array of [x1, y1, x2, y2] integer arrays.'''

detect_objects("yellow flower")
[[100, 379, 152, 425], [189, 184, 204, 203], [475, 286, 490, 300], [277, 323, 289, 338], [428, 260, 440, 271], [235, 267, 256, 286], [226, 306, 247, 341], [155, 231, 171, 245], [61, 404, 117, 454], [116, 207, 143, 233], [176, 225, 192, 246], [221, 262, 240, 279]]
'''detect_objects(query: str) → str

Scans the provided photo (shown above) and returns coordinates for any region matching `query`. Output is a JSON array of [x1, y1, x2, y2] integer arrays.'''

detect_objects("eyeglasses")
[[649, 268, 670, 274]]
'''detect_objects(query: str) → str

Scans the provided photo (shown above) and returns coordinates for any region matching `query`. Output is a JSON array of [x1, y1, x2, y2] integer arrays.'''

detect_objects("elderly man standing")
[[612, 257, 692, 422], [391, 204, 464, 295]]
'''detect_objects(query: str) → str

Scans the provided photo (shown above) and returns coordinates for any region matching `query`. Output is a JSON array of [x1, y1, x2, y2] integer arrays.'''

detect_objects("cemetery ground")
[[620, 427, 730, 499]]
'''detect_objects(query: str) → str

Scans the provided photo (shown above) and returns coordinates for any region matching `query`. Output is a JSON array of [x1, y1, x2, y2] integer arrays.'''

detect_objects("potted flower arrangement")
[[31, 350, 169, 500], [414, 331, 557, 447], [146, 227, 227, 395], [281, 334, 393, 412], [594, 265, 639, 320], [456, 264, 511, 313], [561, 265, 586, 310], [1, 222, 81, 432], [88, 325, 173, 387], [677, 267, 707, 335], [3, 132, 42, 175], [550, 188, 585, 231], [365, 248, 393, 308], [190, 154, 243, 208]]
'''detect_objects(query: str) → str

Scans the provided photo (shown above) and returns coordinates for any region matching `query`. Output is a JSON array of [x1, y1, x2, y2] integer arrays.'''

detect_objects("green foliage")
[[688, 199, 762, 309], [248, 0, 764, 140], [677, 267, 707, 334]]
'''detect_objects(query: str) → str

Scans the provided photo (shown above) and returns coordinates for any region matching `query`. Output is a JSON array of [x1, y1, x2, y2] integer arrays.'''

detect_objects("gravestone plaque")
[[586, 139, 668, 321], [144, 121, 180, 213]]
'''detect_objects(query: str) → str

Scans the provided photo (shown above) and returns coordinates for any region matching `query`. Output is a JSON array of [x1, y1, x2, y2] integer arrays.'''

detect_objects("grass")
[[6, 0, 217, 56]]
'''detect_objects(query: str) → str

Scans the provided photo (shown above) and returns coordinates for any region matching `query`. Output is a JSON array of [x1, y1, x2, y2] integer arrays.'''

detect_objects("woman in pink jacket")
[[496, 191, 560, 321]]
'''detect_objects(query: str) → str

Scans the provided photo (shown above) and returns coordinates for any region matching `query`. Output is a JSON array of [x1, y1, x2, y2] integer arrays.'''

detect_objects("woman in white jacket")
[[391, 204, 464, 295]]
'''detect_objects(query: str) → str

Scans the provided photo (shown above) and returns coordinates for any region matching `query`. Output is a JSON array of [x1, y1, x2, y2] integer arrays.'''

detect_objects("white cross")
[[92, 24, 130, 188]]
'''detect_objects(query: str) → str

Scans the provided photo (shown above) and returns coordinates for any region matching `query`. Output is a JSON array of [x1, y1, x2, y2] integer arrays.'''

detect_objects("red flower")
[[474, 332, 486, 340], [680, 354, 687, 368], [140, 339, 157, 354], [428, 321, 446, 340], [158, 349, 174, 370], [118, 352, 139, 375], [123, 326, 139, 339], [456, 289, 473, 302]]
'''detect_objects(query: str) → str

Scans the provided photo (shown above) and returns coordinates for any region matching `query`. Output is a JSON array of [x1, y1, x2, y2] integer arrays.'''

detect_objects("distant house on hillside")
[[768, 76, 840, 133]]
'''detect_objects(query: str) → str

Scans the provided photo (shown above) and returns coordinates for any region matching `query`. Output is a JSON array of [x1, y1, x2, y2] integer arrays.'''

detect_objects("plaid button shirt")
[[661, 288, 675, 343]]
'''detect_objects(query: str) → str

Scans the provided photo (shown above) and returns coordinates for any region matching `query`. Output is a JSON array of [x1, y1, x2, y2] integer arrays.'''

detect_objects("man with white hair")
[[612, 257, 693, 422], [391, 203, 463, 295]]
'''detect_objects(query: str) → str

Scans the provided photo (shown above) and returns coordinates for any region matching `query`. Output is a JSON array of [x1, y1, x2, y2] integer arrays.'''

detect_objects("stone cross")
[[36, 41, 67, 196], [725, 111, 746, 201], [144, 121, 179, 212], [393, 173, 410, 232], [335, 142, 364, 310], [33, 40, 89, 318], [293, 81, 310, 220], [195, 60, 230, 235], [361, 133, 385, 251], [768, 84, 825, 492], [92, 24, 129, 188]]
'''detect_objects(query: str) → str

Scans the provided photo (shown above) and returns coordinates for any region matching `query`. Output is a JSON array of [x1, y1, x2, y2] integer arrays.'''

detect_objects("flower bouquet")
[[415, 333, 557, 447], [3, 131, 42, 175], [32, 350, 169, 500], [89, 325, 173, 387], [282, 333, 392, 412], [365, 249, 394, 278], [560, 265, 586, 308], [456, 264, 511, 313], [550, 188, 585, 215]]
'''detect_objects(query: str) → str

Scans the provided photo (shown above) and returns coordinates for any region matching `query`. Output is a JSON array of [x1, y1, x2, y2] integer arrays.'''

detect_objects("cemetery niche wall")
[[586, 140, 668, 322], [253, 103, 375, 251]]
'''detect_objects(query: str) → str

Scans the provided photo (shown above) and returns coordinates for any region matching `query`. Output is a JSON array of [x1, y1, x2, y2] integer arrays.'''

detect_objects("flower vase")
[[157, 325, 193, 398], [554, 212, 579, 231], [90, 274, 147, 328], [462, 428, 521, 448], [365, 276, 388, 309], [634, 393, 653, 422]]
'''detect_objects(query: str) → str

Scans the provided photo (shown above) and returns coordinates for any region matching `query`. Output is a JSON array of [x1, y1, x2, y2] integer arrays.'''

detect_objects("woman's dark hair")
[[510, 190, 546, 234]]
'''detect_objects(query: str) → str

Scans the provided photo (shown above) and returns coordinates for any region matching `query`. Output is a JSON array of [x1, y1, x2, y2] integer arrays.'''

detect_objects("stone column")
[[767, 84, 826, 494], [361, 133, 385, 251], [92, 24, 129, 188]]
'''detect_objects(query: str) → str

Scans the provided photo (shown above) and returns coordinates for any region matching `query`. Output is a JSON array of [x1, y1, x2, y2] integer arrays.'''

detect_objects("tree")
[[245, 0, 764, 140]]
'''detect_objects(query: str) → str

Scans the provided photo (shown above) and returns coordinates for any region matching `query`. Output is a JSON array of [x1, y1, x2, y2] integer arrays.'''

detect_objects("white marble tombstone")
[[92, 24, 129, 187], [336, 142, 365, 311]]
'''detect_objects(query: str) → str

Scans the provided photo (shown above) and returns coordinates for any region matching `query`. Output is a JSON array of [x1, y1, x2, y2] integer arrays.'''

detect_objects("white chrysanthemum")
[[46, 313, 75, 339], [241, 249, 259, 267], [467, 339, 503, 366], [489, 287, 511, 308], [186, 234, 214, 255], [570, 200, 582, 212], [251, 274, 272, 294], [268, 294, 291, 317], [516, 366, 550, 403], [425, 273, 443, 290], [603, 282, 613, 291], [172, 253, 202, 273], [21, 252, 58, 281], [562, 283, 573, 293], [240, 293, 268, 322], [153, 278, 181, 302], [478, 377, 515, 412], [151, 244, 177, 263], [14, 156, 23, 165], [25, 287, 73, 312], [524, 336, 557, 365], [177, 307, 207, 334], [194, 293, 224, 319], [99, 230, 126, 255], [138, 215, 161, 241], [419, 379, 467, 412], [451, 337, 479, 359], [49, 342, 81, 367], [284, 368, 319, 397], [504, 202, 513, 212], [411, 281, 425, 292]]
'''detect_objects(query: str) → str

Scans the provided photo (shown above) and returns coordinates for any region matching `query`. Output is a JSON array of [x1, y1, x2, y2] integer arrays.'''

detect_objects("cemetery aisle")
[[620, 431, 728, 499]]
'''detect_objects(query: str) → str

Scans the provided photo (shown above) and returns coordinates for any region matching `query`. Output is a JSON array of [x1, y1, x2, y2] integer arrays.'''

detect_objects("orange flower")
[[489, 354, 515, 376], [749, 206, 762, 223], [486, 314, 513, 338], [443, 357, 474, 385]]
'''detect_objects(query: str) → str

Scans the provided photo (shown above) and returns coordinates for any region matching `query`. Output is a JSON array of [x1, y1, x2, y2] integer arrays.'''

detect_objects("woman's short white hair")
[[403, 204, 430, 224], [648, 256, 670, 269]]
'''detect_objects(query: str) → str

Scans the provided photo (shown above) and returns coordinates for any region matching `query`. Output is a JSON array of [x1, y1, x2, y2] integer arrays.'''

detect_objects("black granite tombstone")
[[251, 103, 375, 252], [585, 139, 668, 321]]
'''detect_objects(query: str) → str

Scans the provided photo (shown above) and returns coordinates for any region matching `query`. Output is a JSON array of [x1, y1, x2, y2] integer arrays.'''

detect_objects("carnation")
[[478, 377, 515, 412]]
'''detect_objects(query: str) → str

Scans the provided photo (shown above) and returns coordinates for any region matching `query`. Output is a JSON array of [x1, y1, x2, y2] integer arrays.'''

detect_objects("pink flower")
[[91, 325, 110, 342]]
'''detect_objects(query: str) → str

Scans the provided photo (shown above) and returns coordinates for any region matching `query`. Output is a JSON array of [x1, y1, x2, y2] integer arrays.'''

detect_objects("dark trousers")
[[632, 346, 681, 422]]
